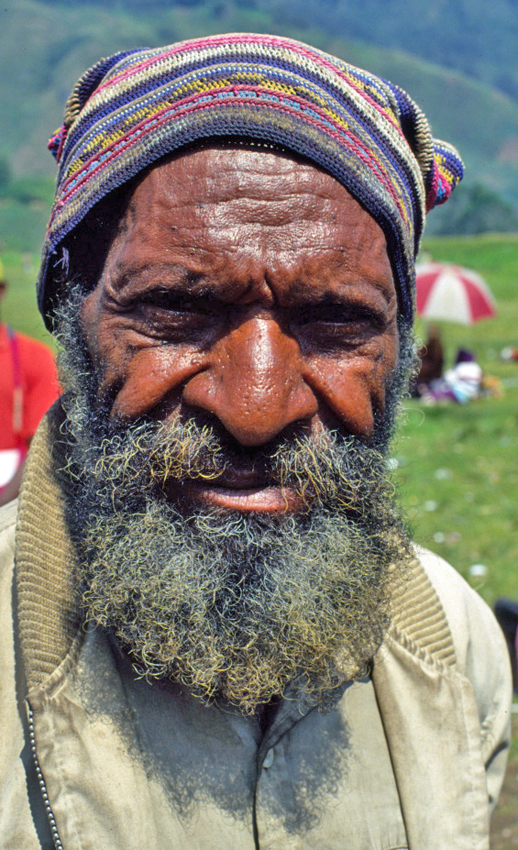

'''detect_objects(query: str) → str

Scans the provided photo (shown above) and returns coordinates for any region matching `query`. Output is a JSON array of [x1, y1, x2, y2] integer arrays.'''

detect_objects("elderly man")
[[0, 34, 511, 849]]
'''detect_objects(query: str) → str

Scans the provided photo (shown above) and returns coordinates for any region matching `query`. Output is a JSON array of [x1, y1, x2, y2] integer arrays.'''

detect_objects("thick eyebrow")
[[290, 291, 391, 322], [106, 260, 395, 315], [106, 263, 217, 298], [281, 278, 396, 311]]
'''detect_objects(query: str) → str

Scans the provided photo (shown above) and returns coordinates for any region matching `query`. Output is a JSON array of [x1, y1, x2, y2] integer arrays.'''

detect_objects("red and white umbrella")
[[415, 262, 497, 325]]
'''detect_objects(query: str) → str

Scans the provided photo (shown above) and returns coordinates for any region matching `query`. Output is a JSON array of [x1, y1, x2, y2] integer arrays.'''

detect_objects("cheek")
[[80, 295, 206, 421], [94, 339, 205, 421], [306, 340, 399, 437]]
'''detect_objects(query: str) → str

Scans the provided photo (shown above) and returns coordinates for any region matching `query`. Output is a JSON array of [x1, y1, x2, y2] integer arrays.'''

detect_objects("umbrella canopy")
[[415, 262, 497, 325]]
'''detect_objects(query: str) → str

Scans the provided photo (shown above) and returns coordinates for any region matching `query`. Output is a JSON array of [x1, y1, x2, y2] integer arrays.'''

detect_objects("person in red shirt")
[[0, 263, 60, 505]]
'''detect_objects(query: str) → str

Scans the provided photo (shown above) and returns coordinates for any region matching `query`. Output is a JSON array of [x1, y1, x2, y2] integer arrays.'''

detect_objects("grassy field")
[[397, 235, 518, 845], [393, 234, 518, 610], [2, 233, 518, 838]]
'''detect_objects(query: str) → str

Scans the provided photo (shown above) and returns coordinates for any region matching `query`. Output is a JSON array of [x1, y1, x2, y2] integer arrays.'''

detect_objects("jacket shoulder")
[[415, 545, 512, 761], [415, 545, 506, 674], [0, 500, 18, 658], [416, 546, 512, 811], [0, 500, 17, 574]]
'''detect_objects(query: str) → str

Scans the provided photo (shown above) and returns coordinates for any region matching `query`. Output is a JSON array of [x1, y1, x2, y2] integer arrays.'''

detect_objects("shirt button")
[[263, 748, 275, 769]]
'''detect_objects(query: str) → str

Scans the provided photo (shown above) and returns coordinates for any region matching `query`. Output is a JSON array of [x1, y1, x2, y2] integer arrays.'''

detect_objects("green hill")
[[1, 0, 518, 253], [262, 0, 518, 103]]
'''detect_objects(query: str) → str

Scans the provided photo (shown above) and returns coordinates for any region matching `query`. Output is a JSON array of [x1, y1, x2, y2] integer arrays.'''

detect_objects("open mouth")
[[167, 467, 301, 513], [181, 481, 300, 513]]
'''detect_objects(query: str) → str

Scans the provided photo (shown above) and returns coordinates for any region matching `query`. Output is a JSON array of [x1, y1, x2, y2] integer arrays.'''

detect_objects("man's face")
[[81, 146, 399, 515], [58, 146, 411, 712]]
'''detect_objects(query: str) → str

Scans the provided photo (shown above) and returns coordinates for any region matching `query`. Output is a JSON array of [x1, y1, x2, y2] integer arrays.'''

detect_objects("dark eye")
[[140, 290, 199, 312], [129, 289, 225, 341], [292, 303, 384, 347], [138, 288, 227, 317]]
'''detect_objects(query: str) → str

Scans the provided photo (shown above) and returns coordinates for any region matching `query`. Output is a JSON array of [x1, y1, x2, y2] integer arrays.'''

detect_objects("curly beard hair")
[[55, 286, 417, 714]]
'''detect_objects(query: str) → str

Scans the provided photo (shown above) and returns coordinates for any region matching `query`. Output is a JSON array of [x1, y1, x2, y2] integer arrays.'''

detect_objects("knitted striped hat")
[[39, 33, 463, 326]]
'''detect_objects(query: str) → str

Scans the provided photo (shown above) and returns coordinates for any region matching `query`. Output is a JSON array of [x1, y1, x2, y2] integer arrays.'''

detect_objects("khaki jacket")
[[0, 411, 512, 849]]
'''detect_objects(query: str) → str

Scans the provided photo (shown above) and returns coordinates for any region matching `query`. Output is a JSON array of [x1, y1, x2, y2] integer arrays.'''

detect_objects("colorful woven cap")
[[39, 33, 464, 325]]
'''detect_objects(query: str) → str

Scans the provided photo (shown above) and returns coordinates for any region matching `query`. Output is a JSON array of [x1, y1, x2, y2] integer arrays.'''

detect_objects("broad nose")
[[182, 317, 318, 446]]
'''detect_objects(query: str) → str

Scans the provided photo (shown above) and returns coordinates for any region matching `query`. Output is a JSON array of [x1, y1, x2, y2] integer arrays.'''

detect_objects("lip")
[[174, 480, 302, 513]]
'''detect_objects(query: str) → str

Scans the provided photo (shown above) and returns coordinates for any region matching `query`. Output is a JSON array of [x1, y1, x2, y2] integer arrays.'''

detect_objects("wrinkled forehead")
[[97, 144, 395, 303], [67, 143, 393, 288], [122, 144, 388, 235]]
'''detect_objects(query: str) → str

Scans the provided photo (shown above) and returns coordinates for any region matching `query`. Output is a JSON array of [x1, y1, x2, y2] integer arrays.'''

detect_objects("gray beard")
[[55, 287, 416, 714]]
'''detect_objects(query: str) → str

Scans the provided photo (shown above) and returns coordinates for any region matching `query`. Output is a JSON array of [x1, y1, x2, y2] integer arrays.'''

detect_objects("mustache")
[[82, 412, 392, 515]]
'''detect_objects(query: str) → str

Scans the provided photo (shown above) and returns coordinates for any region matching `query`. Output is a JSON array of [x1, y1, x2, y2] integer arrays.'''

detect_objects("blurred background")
[[1, 1, 517, 844]]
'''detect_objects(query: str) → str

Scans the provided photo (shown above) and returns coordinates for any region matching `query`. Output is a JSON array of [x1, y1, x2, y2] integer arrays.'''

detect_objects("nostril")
[[175, 407, 315, 474], [187, 372, 318, 446], [219, 383, 318, 446]]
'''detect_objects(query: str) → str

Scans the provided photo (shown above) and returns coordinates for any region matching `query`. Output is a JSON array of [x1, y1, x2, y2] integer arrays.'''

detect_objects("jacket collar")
[[15, 403, 81, 692]]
